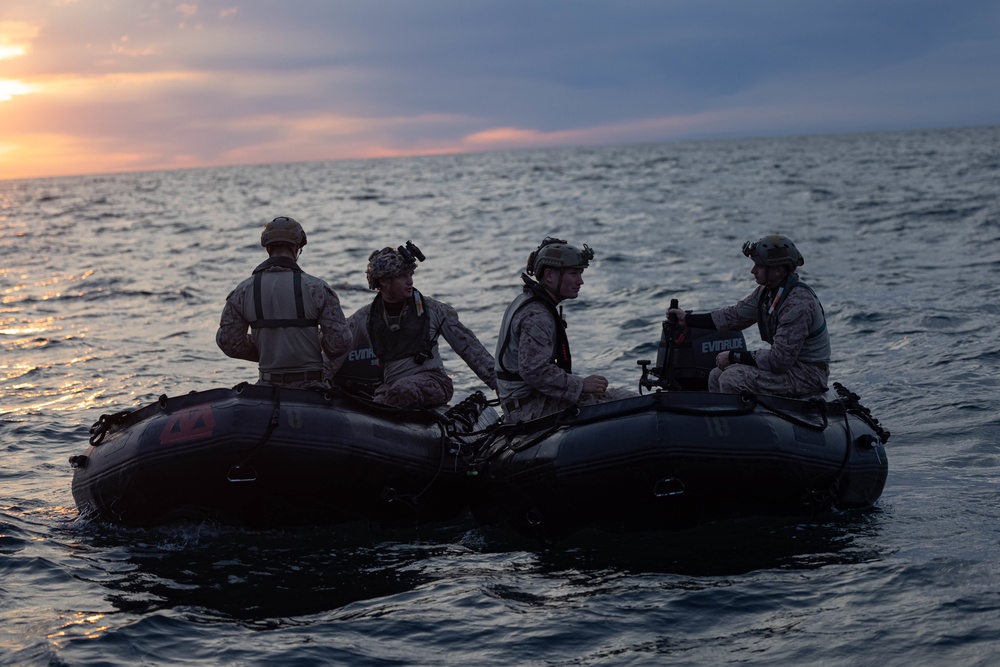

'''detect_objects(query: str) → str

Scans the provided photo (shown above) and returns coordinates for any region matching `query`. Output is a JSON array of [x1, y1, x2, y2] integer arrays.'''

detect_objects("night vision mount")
[[398, 240, 425, 264]]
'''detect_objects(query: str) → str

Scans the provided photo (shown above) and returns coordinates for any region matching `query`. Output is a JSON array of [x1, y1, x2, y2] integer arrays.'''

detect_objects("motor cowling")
[[664, 326, 747, 390], [643, 304, 747, 391]]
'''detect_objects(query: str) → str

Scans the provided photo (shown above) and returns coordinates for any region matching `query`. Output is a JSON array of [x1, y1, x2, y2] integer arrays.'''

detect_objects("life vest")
[[367, 290, 432, 364], [248, 257, 320, 330], [755, 272, 831, 365], [242, 256, 323, 373], [495, 275, 571, 399]]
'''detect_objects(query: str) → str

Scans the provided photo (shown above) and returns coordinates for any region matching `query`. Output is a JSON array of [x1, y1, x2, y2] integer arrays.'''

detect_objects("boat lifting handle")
[[227, 464, 258, 483], [653, 477, 686, 497]]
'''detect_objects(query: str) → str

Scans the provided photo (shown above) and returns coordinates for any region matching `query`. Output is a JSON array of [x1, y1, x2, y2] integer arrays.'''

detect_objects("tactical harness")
[[248, 257, 319, 330], [496, 275, 572, 382]]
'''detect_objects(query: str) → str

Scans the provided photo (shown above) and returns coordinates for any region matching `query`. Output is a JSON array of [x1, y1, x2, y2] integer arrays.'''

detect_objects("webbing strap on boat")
[[227, 385, 282, 483]]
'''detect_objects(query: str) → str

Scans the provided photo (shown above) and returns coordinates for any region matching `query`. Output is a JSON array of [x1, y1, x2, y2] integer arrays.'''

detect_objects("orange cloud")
[[463, 127, 546, 145], [0, 132, 164, 181], [0, 21, 39, 57], [0, 70, 212, 180], [12, 69, 207, 104], [457, 109, 763, 153], [210, 112, 471, 165]]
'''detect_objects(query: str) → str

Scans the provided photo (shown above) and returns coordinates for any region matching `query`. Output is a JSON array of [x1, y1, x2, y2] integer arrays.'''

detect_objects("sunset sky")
[[2, 0, 998, 181]]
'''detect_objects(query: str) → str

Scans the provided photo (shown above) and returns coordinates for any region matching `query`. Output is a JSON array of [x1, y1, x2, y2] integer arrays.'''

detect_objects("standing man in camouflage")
[[346, 243, 497, 409], [217, 216, 351, 389], [667, 234, 830, 397], [495, 237, 634, 423]]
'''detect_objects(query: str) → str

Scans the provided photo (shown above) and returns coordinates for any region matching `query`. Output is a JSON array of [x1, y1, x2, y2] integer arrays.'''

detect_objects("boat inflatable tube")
[[71, 384, 498, 527], [471, 383, 889, 540]]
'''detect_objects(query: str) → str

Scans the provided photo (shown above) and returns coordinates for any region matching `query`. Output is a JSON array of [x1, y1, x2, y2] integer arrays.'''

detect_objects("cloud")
[[0, 20, 39, 60], [1, 0, 999, 180]]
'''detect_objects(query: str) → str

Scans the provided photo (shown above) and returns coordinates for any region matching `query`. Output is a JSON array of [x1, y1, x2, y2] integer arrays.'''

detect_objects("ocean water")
[[2, 126, 999, 666]]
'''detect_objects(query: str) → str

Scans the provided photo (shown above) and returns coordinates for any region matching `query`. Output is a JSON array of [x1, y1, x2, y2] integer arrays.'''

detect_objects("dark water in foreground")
[[2, 126, 999, 665]]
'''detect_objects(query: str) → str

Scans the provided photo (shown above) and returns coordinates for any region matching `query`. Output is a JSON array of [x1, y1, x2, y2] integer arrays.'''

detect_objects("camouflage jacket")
[[711, 276, 830, 374], [217, 258, 351, 381], [346, 292, 497, 390], [496, 298, 584, 405]]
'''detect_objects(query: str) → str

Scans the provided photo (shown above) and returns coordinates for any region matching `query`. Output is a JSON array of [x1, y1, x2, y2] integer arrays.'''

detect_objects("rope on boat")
[[797, 383, 890, 514], [474, 382, 892, 471], [833, 382, 891, 443], [383, 421, 452, 511], [88, 410, 133, 446], [801, 395, 855, 514], [752, 393, 829, 431], [379, 391, 500, 511]]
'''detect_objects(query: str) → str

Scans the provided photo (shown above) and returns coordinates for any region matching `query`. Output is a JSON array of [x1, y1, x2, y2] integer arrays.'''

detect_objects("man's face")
[[751, 263, 788, 289], [380, 271, 414, 303], [542, 267, 585, 301]]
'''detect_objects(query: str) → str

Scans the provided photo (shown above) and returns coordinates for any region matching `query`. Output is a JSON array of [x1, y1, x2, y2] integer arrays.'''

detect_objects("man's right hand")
[[666, 308, 686, 326], [582, 374, 609, 395]]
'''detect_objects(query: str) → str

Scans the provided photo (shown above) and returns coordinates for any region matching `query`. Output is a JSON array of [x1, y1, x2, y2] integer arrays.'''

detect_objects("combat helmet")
[[260, 216, 307, 248], [366, 241, 425, 290], [742, 234, 804, 269], [526, 237, 595, 278]]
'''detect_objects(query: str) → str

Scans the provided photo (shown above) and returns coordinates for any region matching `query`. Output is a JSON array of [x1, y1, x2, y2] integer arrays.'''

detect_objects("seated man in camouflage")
[[345, 243, 497, 409], [667, 234, 830, 398], [495, 237, 634, 423], [217, 216, 350, 389]]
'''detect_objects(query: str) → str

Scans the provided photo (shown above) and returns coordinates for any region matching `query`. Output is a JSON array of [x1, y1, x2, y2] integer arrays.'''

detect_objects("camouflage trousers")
[[708, 363, 828, 398], [503, 386, 637, 423], [373, 369, 454, 409]]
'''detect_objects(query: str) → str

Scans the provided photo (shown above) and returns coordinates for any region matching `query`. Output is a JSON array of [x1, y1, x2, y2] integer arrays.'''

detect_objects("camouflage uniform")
[[708, 274, 830, 397], [217, 257, 351, 390], [346, 293, 497, 409], [496, 297, 634, 423]]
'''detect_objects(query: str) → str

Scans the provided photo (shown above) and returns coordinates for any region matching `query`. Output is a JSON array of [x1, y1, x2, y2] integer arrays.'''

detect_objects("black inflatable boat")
[[70, 384, 497, 527], [70, 310, 889, 537], [470, 384, 888, 540], [469, 309, 890, 540]]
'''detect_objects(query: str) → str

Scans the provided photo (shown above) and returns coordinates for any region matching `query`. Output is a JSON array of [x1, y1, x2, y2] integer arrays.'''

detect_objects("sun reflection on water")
[[1, 269, 95, 305], [1, 327, 115, 416], [48, 612, 109, 645]]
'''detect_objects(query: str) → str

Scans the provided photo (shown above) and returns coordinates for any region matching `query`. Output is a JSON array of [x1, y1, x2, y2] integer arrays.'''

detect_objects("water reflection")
[[500, 510, 888, 577], [70, 521, 472, 623], [64, 501, 889, 629]]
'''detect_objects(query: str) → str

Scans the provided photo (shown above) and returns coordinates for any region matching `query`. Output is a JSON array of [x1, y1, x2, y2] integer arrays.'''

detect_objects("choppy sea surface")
[[2, 126, 999, 666]]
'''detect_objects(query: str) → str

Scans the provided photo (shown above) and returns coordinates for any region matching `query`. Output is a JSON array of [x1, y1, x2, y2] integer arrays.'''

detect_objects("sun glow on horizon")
[[0, 44, 26, 59], [0, 28, 33, 103], [0, 79, 35, 102], [0, 20, 38, 59]]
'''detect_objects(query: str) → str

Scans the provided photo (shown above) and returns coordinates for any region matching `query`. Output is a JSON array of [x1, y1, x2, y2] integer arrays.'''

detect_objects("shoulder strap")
[[250, 268, 319, 329], [496, 285, 542, 378]]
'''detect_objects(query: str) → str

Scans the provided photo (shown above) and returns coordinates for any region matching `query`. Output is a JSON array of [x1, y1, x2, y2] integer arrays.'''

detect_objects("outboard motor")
[[638, 299, 747, 391], [332, 327, 382, 397]]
